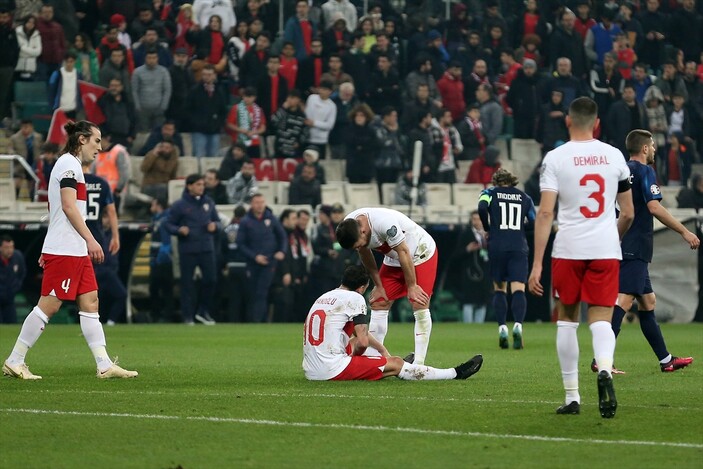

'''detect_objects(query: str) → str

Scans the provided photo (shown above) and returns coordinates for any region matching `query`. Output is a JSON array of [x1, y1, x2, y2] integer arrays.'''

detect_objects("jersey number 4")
[[305, 310, 326, 346], [580, 174, 605, 218], [498, 202, 522, 230]]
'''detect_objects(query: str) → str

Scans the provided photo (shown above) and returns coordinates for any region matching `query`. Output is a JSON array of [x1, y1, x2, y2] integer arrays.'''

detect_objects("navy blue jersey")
[[84, 172, 115, 246], [621, 160, 661, 262], [478, 186, 536, 254]]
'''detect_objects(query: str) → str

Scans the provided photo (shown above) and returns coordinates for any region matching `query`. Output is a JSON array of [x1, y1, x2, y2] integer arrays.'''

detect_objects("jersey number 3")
[[580, 174, 605, 218], [305, 310, 326, 346]]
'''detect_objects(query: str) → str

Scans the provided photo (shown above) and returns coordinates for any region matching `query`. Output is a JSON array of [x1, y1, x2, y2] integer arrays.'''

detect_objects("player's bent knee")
[[384, 356, 405, 376]]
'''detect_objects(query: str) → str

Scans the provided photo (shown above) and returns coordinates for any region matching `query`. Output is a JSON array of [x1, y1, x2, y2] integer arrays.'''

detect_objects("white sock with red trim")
[[79, 311, 112, 372], [363, 310, 388, 358], [557, 320, 580, 404], [6, 306, 49, 365], [413, 309, 432, 365], [398, 363, 456, 380]]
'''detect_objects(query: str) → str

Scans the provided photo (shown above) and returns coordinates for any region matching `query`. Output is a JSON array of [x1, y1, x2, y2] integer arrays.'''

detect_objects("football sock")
[[638, 310, 670, 362], [556, 320, 580, 404], [611, 305, 627, 338], [513, 322, 522, 333], [7, 306, 49, 366], [79, 312, 112, 372], [398, 362, 456, 380], [363, 310, 389, 358], [493, 291, 508, 326], [462, 304, 474, 323], [590, 320, 615, 376], [511, 290, 527, 324], [413, 309, 432, 365], [499, 324, 508, 334]]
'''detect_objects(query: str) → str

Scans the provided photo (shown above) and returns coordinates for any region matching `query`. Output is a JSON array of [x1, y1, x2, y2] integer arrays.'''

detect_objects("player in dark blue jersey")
[[81, 159, 119, 256], [478, 168, 536, 349], [595, 130, 699, 373]]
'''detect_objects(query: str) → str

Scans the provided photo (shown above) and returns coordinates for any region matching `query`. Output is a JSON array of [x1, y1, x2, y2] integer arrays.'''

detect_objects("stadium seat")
[[496, 115, 514, 158], [381, 183, 396, 205], [424, 205, 461, 225], [0, 178, 15, 204], [131, 132, 150, 155], [659, 186, 680, 208], [277, 181, 290, 204], [181, 133, 193, 157], [456, 160, 472, 182], [321, 183, 346, 205], [256, 180, 277, 203], [200, 157, 224, 173], [389, 204, 423, 220], [130, 157, 144, 187], [425, 183, 453, 205], [176, 157, 199, 178], [13, 81, 48, 103], [344, 183, 380, 206], [168, 179, 186, 205], [319, 159, 345, 182], [452, 183, 485, 208]]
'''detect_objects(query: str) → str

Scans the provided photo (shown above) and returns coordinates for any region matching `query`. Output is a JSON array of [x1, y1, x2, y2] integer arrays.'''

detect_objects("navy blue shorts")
[[489, 250, 528, 284], [619, 259, 653, 296]]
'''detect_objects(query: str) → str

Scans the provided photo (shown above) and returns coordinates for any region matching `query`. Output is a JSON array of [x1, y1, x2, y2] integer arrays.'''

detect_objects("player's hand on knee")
[[407, 285, 429, 306], [370, 286, 389, 307]]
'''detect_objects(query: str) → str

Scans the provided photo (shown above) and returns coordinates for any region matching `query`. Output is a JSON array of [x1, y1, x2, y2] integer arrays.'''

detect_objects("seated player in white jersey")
[[2, 121, 137, 380], [528, 97, 634, 418], [302, 265, 483, 381], [335, 207, 438, 365]]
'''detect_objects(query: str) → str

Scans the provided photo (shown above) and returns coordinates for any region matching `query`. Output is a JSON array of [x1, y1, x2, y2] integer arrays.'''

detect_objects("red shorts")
[[551, 258, 619, 307], [331, 356, 387, 381], [378, 250, 438, 302], [41, 254, 98, 301]]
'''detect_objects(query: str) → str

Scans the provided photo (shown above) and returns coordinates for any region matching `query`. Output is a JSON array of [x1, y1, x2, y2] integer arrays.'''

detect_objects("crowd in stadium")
[[1, 0, 702, 324]]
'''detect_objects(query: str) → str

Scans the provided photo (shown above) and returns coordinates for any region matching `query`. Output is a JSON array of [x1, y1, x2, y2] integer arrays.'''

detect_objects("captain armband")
[[60, 178, 77, 190], [617, 178, 632, 193], [353, 314, 369, 326]]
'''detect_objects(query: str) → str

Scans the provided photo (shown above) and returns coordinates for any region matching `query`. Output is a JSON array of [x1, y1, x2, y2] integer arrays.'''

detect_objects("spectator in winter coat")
[[227, 20, 255, 84], [48, 52, 82, 118], [164, 173, 221, 324], [132, 50, 171, 132], [328, 82, 358, 159], [98, 77, 136, 148], [536, 90, 569, 154], [644, 85, 668, 149], [437, 61, 465, 122], [204, 168, 229, 205], [235, 193, 288, 323], [373, 107, 406, 185], [463, 58, 491, 110], [99, 48, 132, 98], [186, 14, 227, 76], [345, 103, 380, 184], [139, 120, 184, 156], [226, 159, 259, 205], [656, 61, 688, 104], [505, 59, 540, 139], [271, 91, 308, 159], [606, 83, 649, 156], [321, 14, 351, 57], [284, 0, 317, 61], [293, 148, 326, 184], [590, 52, 624, 124], [140, 139, 179, 201], [667, 0, 703, 62], [289, 164, 322, 208], [133, 28, 172, 68], [319, 53, 353, 91], [549, 8, 588, 79], [15, 16, 41, 81], [368, 53, 401, 114], [321, 0, 357, 33], [476, 83, 503, 145], [456, 103, 486, 161], [404, 54, 440, 105], [36, 4, 66, 81], [401, 83, 441, 132], [466, 145, 501, 187], [165, 48, 193, 131], [218, 143, 248, 181], [187, 64, 228, 157], [542, 57, 585, 106], [96, 25, 135, 73], [257, 55, 289, 122], [0, 235, 26, 324], [239, 31, 271, 89]]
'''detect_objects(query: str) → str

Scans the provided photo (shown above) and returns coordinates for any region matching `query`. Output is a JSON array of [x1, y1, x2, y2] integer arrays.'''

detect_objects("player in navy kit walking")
[[478, 168, 536, 349], [592, 129, 698, 373]]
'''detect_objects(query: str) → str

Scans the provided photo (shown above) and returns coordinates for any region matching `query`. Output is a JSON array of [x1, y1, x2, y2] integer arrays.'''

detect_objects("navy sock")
[[612, 305, 627, 338], [639, 310, 669, 361], [511, 290, 527, 324], [493, 291, 508, 326]]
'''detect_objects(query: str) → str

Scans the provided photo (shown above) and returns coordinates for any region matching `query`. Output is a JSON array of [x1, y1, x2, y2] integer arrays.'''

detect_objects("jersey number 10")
[[498, 202, 522, 230]]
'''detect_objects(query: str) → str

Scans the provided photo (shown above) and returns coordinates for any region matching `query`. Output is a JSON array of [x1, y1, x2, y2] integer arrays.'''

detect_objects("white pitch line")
[[1, 407, 702, 449], [2, 389, 701, 412]]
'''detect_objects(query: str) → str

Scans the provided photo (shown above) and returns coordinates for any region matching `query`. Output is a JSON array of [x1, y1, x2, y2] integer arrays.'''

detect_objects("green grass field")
[[0, 322, 701, 469]]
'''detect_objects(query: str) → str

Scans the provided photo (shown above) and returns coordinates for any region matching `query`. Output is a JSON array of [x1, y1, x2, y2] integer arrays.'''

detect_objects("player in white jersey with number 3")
[[528, 97, 634, 419], [3, 121, 137, 380], [336, 207, 437, 365], [303, 265, 483, 381]]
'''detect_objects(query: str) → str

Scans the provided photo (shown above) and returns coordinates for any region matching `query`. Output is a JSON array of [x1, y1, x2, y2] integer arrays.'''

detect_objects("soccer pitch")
[[0, 322, 701, 469]]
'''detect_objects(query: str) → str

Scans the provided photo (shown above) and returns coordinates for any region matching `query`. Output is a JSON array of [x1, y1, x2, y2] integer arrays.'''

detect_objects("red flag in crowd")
[[78, 81, 107, 125], [47, 109, 70, 147]]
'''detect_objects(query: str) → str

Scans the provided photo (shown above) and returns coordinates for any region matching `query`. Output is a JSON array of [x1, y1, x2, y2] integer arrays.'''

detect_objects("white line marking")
[[1, 407, 701, 449], [2, 389, 700, 412]]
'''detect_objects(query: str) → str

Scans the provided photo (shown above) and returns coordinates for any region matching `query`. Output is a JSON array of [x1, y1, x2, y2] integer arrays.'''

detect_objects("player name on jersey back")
[[572, 155, 611, 166]]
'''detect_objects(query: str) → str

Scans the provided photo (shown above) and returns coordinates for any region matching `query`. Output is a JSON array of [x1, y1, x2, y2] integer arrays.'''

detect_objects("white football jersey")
[[540, 139, 630, 260], [42, 153, 88, 257], [345, 207, 436, 267], [302, 288, 368, 381]]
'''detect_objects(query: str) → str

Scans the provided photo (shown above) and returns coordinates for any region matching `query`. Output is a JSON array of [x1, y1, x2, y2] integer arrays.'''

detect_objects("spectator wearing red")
[[173, 4, 195, 56], [321, 14, 351, 57], [297, 38, 325, 96], [437, 61, 464, 122], [573, 0, 596, 40], [186, 14, 227, 76], [97, 25, 135, 74], [226, 20, 254, 86], [36, 4, 66, 81], [240, 30, 271, 89], [111, 14, 131, 50], [513, 0, 549, 51], [257, 55, 288, 122], [279, 42, 298, 91], [466, 145, 501, 187], [283, 0, 317, 60]]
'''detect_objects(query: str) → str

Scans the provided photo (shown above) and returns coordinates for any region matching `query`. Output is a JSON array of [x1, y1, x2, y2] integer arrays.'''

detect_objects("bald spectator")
[[437, 61, 465, 122], [543, 57, 585, 106], [463, 59, 491, 108]]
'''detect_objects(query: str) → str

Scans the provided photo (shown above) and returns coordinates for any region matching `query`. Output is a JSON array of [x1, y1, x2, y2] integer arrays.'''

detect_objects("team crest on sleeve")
[[203, 203, 210, 211], [386, 225, 398, 237], [650, 184, 661, 195], [61, 170, 75, 179]]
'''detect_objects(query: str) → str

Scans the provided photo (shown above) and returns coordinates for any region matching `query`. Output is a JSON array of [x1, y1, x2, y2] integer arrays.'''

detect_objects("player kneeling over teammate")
[[2, 121, 137, 380], [302, 265, 483, 381]]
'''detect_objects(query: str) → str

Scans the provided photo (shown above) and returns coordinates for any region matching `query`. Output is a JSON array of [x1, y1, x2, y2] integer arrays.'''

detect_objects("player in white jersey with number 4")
[[336, 207, 437, 365], [2, 121, 137, 380], [303, 265, 483, 381], [528, 97, 634, 419]]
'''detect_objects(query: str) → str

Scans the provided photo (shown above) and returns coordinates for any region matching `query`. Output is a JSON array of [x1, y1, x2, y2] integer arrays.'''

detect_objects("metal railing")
[[0, 154, 42, 202]]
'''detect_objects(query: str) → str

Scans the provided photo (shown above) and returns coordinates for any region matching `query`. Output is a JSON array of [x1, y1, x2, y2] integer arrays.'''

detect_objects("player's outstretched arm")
[[616, 188, 635, 240], [61, 187, 104, 264], [647, 200, 701, 249], [528, 190, 556, 297]]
